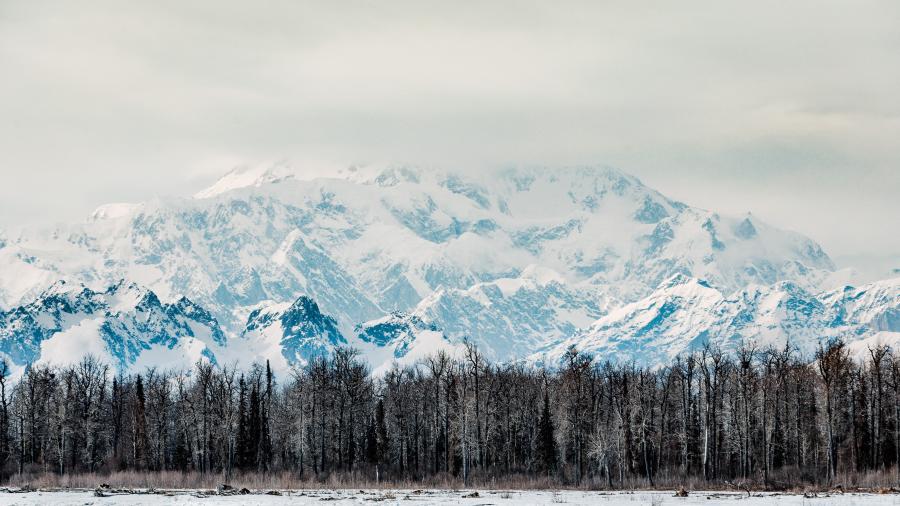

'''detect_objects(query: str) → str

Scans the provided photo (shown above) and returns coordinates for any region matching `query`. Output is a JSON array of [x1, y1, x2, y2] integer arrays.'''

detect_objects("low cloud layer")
[[0, 1, 897, 275]]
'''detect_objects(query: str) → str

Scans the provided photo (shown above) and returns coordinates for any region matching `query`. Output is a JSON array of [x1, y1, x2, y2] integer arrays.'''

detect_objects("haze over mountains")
[[0, 164, 896, 376]]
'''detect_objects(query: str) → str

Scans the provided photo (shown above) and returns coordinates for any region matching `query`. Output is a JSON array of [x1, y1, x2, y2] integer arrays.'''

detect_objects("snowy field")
[[1, 489, 900, 505]]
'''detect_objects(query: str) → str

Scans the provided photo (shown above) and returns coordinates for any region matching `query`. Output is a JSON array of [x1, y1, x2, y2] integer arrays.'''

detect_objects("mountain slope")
[[410, 265, 612, 359], [539, 275, 900, 366], [235, 296, 462, 376], [237, 295, 346, 371], [0, 280, 224, 375], [354, 311, 463, 375], [0, 159, 893, 372], [0, 164, 836, 352]]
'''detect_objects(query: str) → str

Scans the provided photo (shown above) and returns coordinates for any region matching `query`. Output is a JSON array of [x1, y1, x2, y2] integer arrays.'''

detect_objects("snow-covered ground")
[[0, 489, 898, 505]]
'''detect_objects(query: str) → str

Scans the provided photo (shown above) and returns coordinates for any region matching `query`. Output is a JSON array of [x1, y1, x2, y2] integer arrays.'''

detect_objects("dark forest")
[[1, 339, 897, 490]]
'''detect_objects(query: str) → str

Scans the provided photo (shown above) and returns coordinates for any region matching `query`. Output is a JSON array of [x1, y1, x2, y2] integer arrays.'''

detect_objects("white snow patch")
[[36, 318, 115, 367]]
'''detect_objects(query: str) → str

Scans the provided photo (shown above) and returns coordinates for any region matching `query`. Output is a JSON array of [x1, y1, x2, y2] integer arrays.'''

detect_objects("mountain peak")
[[194, 162, 295, 199], [89, 202, 142, 221], [40, 279, 80, 296], [36, 280, 99, 306], [659, 273, 714, 291], [284, 295, 326, 321], [1, 162, 873, 374], [1, 278, 226, 372], [735, 215, 758, 240]]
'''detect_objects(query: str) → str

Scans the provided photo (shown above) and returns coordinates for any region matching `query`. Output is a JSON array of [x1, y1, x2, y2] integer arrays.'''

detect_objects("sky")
[[0, 1, 898, 277]]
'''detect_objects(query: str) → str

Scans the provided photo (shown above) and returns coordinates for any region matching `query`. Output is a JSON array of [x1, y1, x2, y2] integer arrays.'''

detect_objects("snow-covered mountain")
[[354, 311, 462, 375], [0, 165, 834, 322], [238, 295, 346, 371], [0, 279, 459, 377], [409, 265, 612, 358], [0, 162, 889, 373], [0, 280, 224, 375], [537, 274, 900, 366]]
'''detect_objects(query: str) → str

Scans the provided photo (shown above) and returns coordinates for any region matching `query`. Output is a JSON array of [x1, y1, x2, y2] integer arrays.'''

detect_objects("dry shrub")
[[8, 466, 900, 492]]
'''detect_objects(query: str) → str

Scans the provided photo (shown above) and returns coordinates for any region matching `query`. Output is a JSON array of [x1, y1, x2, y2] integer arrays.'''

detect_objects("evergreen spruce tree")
[[110, 375, 125, 467], [236, 375, 250, 470], [133, 374, 148, 470], [248, 382, 261, 469], [263, 361, 274, 467], [259, 402, 272, 471], [365, 416, 378, 465], [536, 389, 557, 473], [173, 426, 190, 471]]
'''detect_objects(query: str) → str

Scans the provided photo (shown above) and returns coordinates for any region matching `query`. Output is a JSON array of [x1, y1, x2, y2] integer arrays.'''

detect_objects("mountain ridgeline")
[[0, 164, 896, 375]]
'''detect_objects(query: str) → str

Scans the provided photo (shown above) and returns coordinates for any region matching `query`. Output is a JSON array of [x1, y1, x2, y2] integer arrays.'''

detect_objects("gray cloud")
[[0, 0, 898, 275]]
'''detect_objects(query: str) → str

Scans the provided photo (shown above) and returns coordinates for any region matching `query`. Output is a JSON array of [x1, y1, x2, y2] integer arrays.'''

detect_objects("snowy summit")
[[0, 163, 895, 377]]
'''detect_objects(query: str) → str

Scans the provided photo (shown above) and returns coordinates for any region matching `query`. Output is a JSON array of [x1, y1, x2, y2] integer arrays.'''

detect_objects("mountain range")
[[0, 163, 896, 376]]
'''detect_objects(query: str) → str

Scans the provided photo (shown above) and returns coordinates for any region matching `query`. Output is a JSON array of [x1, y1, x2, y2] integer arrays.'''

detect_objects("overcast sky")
[[0, 1, 897, 276]]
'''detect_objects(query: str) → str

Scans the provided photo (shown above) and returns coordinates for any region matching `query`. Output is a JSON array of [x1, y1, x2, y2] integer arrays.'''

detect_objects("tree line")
[[1, 338, 899, 489]]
